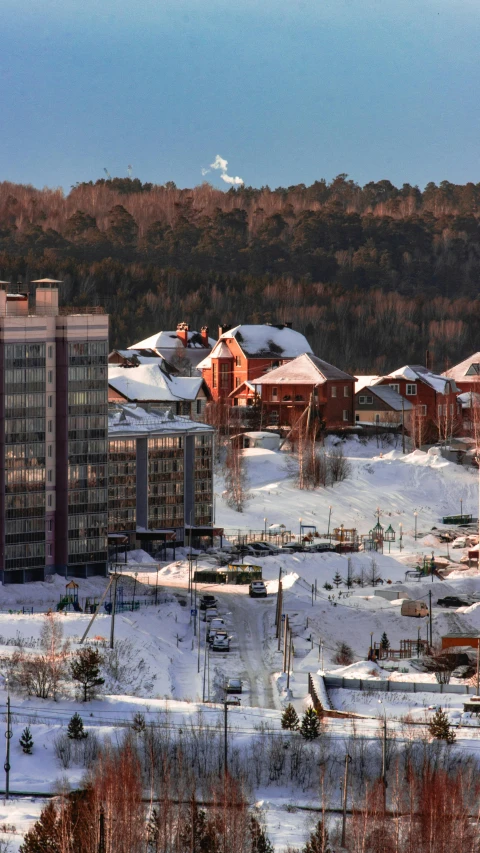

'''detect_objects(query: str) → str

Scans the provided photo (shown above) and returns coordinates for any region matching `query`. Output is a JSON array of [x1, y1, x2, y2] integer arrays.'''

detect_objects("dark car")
[[199, 594, 217, 611], [437, 596, 471, 608]]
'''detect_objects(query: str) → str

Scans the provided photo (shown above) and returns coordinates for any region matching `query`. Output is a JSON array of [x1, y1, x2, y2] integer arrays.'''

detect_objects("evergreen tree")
[[132, 711, 146, 733], [67, 712, 88, 741], [380, 632, 390, 651], [249, 814, 274, 853], [303, 820, 331, 853], [281, 703, 300, 731], [300, 707, 320, 741], [332, 571, 342, 588], [19, 800, 60, 853], [19, 726, 33, 754], [428, 707, 456, 744], [70, 647, 104, 701]]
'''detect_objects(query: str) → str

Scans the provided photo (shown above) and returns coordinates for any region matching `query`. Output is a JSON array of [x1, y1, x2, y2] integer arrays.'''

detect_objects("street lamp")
[[264, 517, 267, 538], [299, 517, 302, 544], [414, 511, 418, 541], [327, 505, 332, 537], [399, 523, 403, 552], [4, 677, 11, 799], [378, 699, 387, 811]]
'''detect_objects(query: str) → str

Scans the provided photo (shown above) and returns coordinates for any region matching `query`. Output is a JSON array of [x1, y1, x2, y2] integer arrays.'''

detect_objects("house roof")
[[109, 404, 213, 438], [357, 385, 413, 412], [251, 353, 355, 386], [108, 363, 203, 403], [458, 391, 480, 409], [382, 365, 459, 395], [443, 352, 480, 383], [129, 329, 216, 351], [355, 375, 381, 394]]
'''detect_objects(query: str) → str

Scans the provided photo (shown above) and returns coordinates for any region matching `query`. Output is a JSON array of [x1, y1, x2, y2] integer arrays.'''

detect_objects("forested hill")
[[1, 175, 480, 372]]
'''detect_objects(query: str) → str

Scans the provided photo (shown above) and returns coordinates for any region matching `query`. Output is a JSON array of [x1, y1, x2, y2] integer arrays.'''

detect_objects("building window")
[[48, 346, 53, 359], [420, 405, 427, 416], [48, 420, 52, 432], [48, 494, 52, 507], [343, 410, 349, 422], [269, 411, 279, 425], [331, 386, 337, 398], [47, 470, 52, 482], [344, 386, 349, 397], [220, 363, 229, 389], [196, 399, 202, 415], [450, 404, 454, 416], [355, 414, 360, 422], [295, 395, 304, 402], [406, 384, 417, 395], [212, 363, 217, 388], [282, 395, 292, 402], [389, 383, 400, 393], [438, 404, 442, 418], [235, 356, 241, 367], [48, 370, 53, 383], [272, 387, 278, 400], [375, 414, 380, 424], [235, 377, 240, 388], [272, 361, 280, 369], [48, 445, 52, 457], [47, 544, 52, 557], [48, 395, 53, 408], [359, 395, 373, 405]]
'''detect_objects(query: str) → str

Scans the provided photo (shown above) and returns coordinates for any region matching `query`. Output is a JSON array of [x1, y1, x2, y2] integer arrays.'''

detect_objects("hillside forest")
[[1, 175, 480, 372]]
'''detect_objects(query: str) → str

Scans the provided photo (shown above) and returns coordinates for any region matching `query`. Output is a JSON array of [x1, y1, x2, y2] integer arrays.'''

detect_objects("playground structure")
[[194, 563, 262, 585], [371, 638, 430, 660]]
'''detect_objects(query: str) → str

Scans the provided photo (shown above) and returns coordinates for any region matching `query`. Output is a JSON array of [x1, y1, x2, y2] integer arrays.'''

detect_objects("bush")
[[333, 642, 354, 666], [53, 733, 72, 769]]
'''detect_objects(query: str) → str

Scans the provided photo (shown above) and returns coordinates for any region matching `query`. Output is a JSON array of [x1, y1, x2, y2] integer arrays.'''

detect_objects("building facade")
[[374, 366, 461, 439], [0, 280, 109, 582], [108, 404, 216, 551]]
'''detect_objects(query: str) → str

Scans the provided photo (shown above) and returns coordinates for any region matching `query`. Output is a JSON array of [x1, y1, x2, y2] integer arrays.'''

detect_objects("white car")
[[202, 607, 219, 622], [207, 618, 227, 642], [249, 581, 267, 598], [211, 631, 231, 652], [225, 677, 242, 694]]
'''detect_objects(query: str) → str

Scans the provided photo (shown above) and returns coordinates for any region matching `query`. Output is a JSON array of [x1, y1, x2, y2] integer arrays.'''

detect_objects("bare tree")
[[224, 442, 248, 512]]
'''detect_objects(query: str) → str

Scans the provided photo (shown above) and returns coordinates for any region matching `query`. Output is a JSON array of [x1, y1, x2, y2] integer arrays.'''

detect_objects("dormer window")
[[294, 395, 304, 402], [466, 363, 480, 375], [272, 360, 280, 369], [282, 395, 292, 402]]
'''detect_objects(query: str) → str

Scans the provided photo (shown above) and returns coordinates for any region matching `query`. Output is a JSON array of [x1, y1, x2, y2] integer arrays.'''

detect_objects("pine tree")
[[303, 820, 331, 853], [332, 571, 342, 588], [19, 726, 33, 754], [281, 703, 300, 731], [70, 647, 104, 701], [67, 712, 88, 741], [380, 632, 390, 651], [249, 814, 274, 853], [428, 707, 456, 744], [300, 707, 320, 741], [19, 800, 60, 853]]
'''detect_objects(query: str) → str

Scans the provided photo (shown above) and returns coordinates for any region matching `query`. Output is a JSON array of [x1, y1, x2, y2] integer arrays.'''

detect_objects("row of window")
[[68, 341, 108, 358], [68, 536, 108, 554]]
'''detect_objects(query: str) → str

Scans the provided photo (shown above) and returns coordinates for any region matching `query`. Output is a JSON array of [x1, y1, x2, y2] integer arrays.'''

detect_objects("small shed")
[[231, 431, 281, 451], [442, 632, 480, 650]]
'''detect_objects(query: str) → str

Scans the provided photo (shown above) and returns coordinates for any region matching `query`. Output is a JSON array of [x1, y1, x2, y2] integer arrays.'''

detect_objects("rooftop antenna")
[[127, 164, 133, 178], [104, 168, 111, 179]]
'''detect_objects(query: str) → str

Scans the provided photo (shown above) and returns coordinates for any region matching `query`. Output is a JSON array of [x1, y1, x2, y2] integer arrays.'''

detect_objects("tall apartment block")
[[0, 280, 109, 582]]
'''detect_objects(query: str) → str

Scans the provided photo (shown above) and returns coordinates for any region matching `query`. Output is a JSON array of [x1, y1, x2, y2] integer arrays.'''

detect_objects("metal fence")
[[324, 675, 476, 695]]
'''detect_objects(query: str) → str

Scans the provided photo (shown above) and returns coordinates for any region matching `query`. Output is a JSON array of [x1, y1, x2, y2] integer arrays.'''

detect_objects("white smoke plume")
[[202, 154, 244, 186]]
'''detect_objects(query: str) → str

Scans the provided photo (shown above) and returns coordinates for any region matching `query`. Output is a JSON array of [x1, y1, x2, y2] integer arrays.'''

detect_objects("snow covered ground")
[[2, 439, 480, 850]]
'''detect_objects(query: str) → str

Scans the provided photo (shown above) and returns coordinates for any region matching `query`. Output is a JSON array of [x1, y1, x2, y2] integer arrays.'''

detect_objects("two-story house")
[[198, 323, 313, 403], [374, 365, 460, 440]]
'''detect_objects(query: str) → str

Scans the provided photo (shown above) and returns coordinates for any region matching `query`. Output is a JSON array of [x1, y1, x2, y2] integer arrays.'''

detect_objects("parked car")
[[199, 594, 217, 611], [305, 542, 336, 553], [202, 607, 219, 622], [211, 632, 230, 652], [401, 600, 429, 617], [225, 677, 242, 694], [207, 618, 227, 642], [437, 596, 472, 608], [249, 580, 267, 598], [248, 543, 275, 556], [280, 542, 304, 553]]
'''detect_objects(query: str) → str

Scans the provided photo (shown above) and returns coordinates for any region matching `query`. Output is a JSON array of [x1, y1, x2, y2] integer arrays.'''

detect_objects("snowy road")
[[217, 589, 277, 709]]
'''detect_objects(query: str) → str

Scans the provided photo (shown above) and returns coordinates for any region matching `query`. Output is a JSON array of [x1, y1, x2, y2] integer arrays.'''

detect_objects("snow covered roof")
[[223, 324, 312, 359], [355, 375, 381, 394], [359, 385, 413, 412], [108, 404, 213, 438], [384, 365, 459, 395], [197, 341, 234, 369], [129, 329, 216, 351], [108, 363, 203, 402], [458, 391, 480, 409], [443, 352, 480, 383], [252, 353, 355, 385]]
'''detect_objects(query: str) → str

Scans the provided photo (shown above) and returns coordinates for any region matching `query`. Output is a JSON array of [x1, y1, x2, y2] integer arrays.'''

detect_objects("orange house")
[[198, 323, 313, 403]]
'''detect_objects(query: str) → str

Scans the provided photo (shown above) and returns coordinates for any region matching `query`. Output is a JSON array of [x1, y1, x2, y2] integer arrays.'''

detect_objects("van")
[[401, 599, 429, 618]]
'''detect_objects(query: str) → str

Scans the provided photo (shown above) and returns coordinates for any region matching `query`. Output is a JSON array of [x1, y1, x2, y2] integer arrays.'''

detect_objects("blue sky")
[[1, 0, 478, 191]]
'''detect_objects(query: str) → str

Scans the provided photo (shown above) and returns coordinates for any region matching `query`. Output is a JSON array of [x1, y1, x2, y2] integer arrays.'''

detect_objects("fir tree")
[[332, 571, 342, 588], [281, 703, 300, 731], [303, 820, 331, 853], [19, 800, 60, 853], [67, 712, 88, 741], [300, 707, 320, 740], [428, 707, 456, 744], [19, 726, 33, 755], [70, 646, 104, 701], [380, 632, 390, 651], [249, 814, 274, 853], [132, 711, 146, 733]]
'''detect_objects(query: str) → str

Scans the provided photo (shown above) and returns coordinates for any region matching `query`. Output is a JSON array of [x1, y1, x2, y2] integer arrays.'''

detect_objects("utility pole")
[[197, 612, 201, 674], [428, 590, 433, 648], [224, 700, 228, 777], [283, 616, 289, 672], [476, 642, 480, 697], [381, 710, 387, 812], [402, 398, 405, 454], [202, 625, 208, 702], [341, 753, 351, 849], [110, 574, 119, 650], [98, 808, 106, 853], [276, 581, 283, 640], [4, 681, 11, 800], [287, 632, 293, 690]]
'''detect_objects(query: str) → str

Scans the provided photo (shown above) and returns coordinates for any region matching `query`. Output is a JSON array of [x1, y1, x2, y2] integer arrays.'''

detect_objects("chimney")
[[7, 292, 28, 316], [218, 325, 225, 339], [31, 278, 62, 316], [176, 321, 190, 348], [0, 281, 8, 316], [200, 325, 209, 347]]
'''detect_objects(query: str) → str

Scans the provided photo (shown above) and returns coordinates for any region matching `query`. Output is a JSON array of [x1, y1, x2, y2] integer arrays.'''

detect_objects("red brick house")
[[198, 324, 313, 403], [231, 352, 356, 429], [443, 352, 480, 394], [374, 365, 461, 440]]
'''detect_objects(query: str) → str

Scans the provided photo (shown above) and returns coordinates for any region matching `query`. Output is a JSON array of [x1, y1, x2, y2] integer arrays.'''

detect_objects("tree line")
[[1, 175, 480, 370]]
